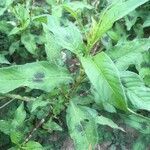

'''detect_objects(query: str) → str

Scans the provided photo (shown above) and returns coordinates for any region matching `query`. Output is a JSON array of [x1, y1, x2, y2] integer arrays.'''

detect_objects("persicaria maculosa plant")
[[0, 0, 150, 149]]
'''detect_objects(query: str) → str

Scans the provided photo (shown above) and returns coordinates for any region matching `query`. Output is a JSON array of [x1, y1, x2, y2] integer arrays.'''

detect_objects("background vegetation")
[[0, 0, 150, 149]]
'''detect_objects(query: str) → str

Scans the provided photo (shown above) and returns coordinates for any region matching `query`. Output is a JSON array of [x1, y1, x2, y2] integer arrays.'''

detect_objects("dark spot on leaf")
[[64, 32, 72, 42], [33, 72, 45, 82], [141, 62, 150, 68], [103, 36, 109, 42], [121, 80, 126, 86], [120, 33, 124, 36], [84, 119, 89, 122], [141, 122, 147, 129], [65, 35, 70, 40], [80, 119, 89, 128], [75, 124, 83, 133], [128, 15, 134, 21]]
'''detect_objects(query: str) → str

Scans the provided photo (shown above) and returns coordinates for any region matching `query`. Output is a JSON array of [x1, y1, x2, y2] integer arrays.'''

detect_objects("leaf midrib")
[[92, 57, 124, 102], [71, 102, 90, 147]]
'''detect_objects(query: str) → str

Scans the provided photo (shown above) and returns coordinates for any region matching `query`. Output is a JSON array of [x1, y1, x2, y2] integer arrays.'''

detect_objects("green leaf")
[[96, 116, 124, 132], [47, 16, 85, 55], [9, 103, 26, 144], [66, 102, 98, 149], [10, 130, 23, 144], [43, 118, 62, 132], [8, 147, 17, 150], [0, 54, 10, 64], [9, 22, 30, 35], [0, 120, 11, 135], [46, 15, 60, 30], [9, 26, 22, 35], [43, 24, 62, 63], [139, 51, 150, 87], [133, 135, 150, 150], [80, 52, 128, 111], [107, 39, 150, 59], [30, 97, 49, 112], [0, 61, 72, 93], [0, 0, 13, 16], [21, 32, 37, 55], [9, 4, 30, 35], [63, 1, 92, 11], [88, 0, 149, 48], [9, 41, 20, 55], [32, 14, 48, 23], [107, 38, 150, 70], [120, 71, 150, 111], [0, 21, 12, 34], [143, 14, 150, 28], [52, 5, 63, 18], [72, 95, 94, 106], [63, 1, 92, 19], [140, 68, 150, 87], [46, 0, 56, 5], [124, 10, 138, 31], [83, 105, 123, 131], [11, 103, 26, 129], [13, 4, 30, 24], [23, 141, 43, 150], [121, 114, 150, 134], [67, 101, 124, 149]]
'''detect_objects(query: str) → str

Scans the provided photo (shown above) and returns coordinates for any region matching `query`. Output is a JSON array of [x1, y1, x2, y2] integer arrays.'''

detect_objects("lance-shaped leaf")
[[21, 32, 37, 55], [46, 15, 85, 55], [43, 24, 62, 63], [139, 51, 150, 87], [107, 38, 150, 70], [0, 0, 14, 16], [140, 67, 150, 87], [66, 102, 98, 149], [143, 14, 150, 28], [120, 71, 150, 111], [0, 54, 10, 64], [96, 116, 124, 132], [121, 114, 150, 134], [0, 120, 11, 135], [43, 118, 62, 132], [66, 101, 124, 149], [10, 103, 26, 144], [63, 1, 92, 19], [80, 52, 128, 111], [22, 141, 43, 150], [0, 61, 72, 93], [88, 0, 149, 48], [53, 23, 85, 55], [11, 103, 26, 128]]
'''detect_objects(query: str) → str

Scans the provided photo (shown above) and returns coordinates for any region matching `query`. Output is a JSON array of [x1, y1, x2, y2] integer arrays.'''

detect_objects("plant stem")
[[0, 94, 35, 102], [67, 68, 85, 98], [0, 99, 15, 110], [23, 118, 45, 144]]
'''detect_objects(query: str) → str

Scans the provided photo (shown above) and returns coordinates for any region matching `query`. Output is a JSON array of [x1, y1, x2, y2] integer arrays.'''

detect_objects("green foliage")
[[42, 118, 62, 132], [81, 52, 128, 111], [46, 17, 86, 55], [66, 101, 123, 149], [0, 54, 10, 64], [121, 71, 150, 111], [0, 0, 13, 16], [0, 0, 150, 149], [22, 141, 43, 150], [21, 32, 37, 55], [66, 101, 99, 149], [0, 61, 72, 93], [107, 38, 150, 70], [88, 0, 149, 49]]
